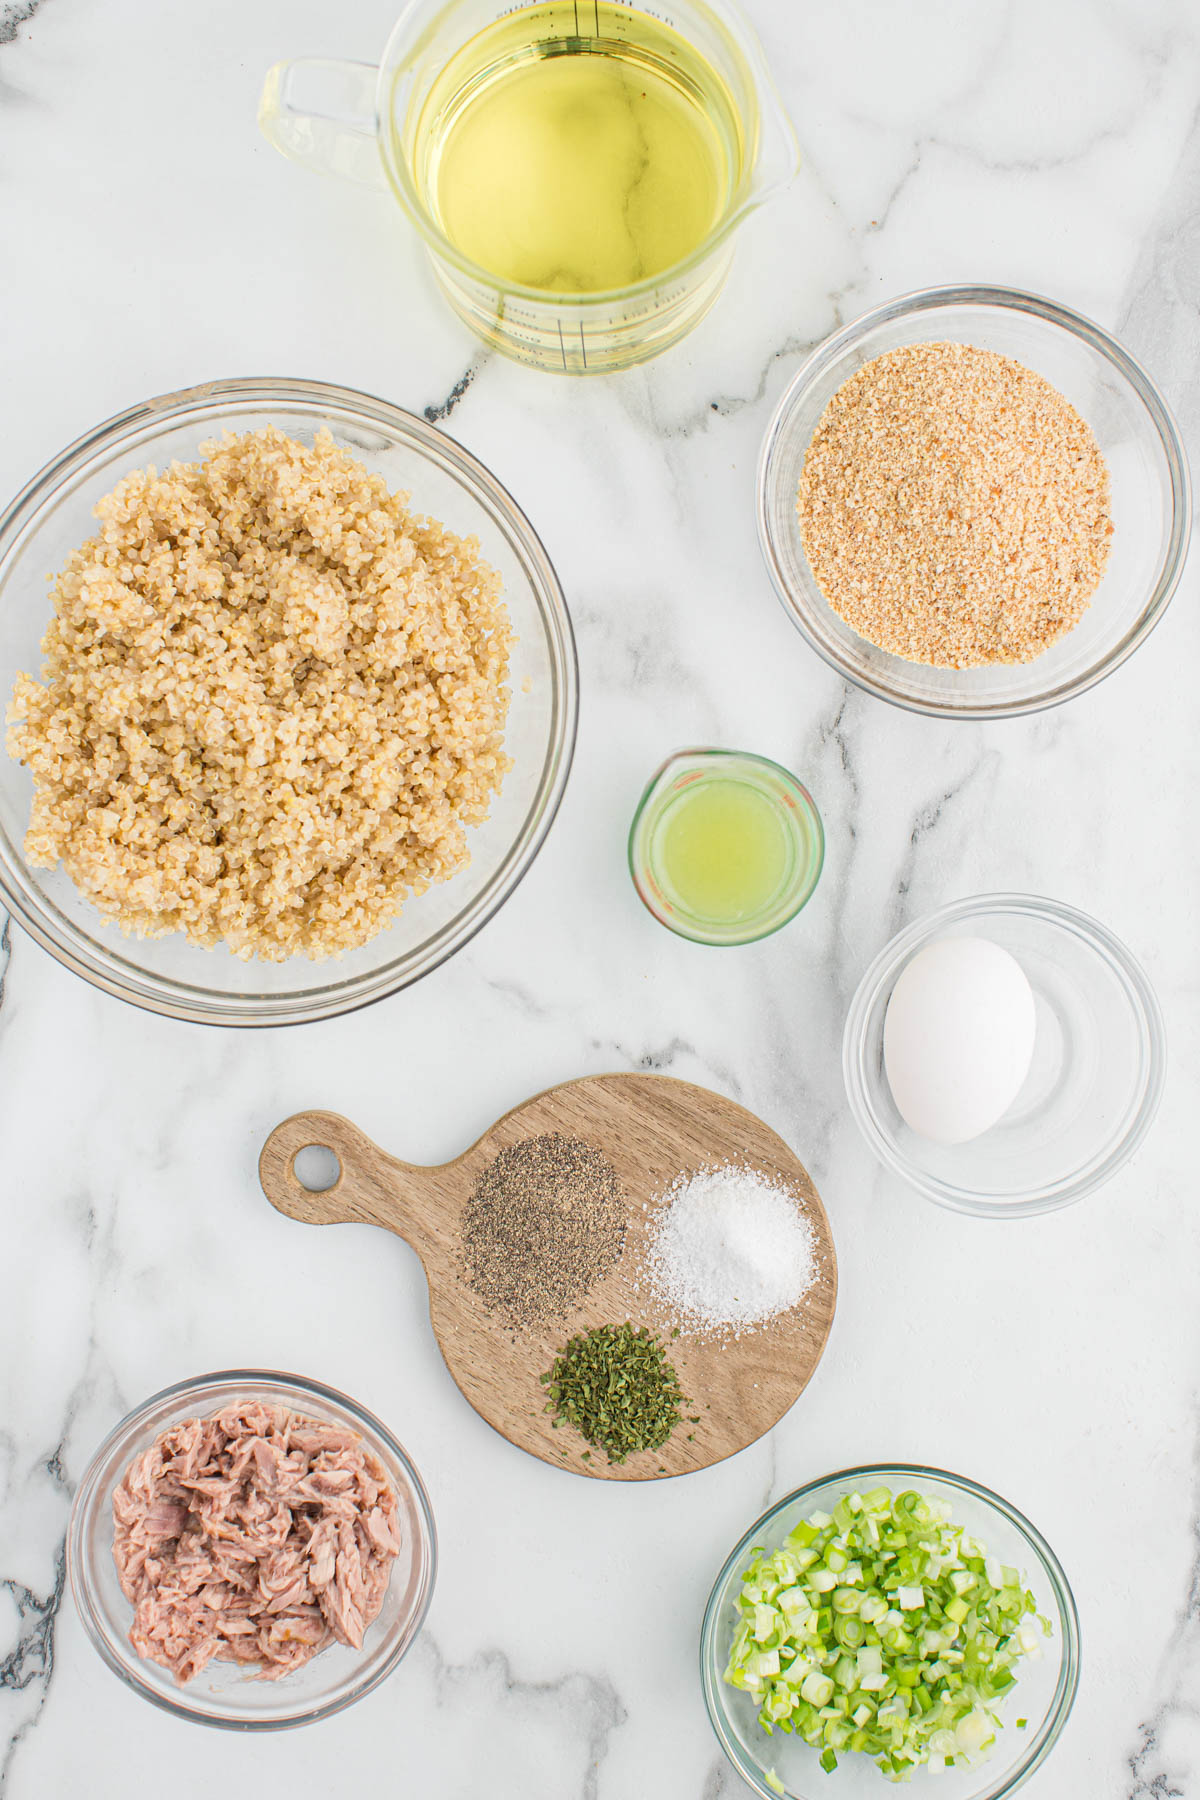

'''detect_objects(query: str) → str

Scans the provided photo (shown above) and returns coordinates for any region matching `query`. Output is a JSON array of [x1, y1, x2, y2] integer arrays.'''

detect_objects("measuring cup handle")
[[258, 59, 388, 191]]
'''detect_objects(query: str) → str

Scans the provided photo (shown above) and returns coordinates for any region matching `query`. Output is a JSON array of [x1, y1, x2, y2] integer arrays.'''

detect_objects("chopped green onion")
[[722, 1485, 1049, 1783], [801, 1671, 835, 1707]]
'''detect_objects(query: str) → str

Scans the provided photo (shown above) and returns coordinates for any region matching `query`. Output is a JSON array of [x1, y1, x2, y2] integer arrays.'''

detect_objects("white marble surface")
[[1, 0, 1198, 1793]]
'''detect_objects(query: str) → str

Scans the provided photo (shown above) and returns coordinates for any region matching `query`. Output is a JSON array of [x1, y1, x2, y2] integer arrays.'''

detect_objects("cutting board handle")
[[258, 1109, 438, 1258]]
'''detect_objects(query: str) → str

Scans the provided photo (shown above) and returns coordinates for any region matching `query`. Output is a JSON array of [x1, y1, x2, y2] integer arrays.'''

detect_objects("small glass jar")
[[628, 749, 823, 946]]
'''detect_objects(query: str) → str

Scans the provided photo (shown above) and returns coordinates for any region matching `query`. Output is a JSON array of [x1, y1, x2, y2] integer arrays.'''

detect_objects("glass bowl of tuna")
[[701, 1465, 1079, 1800], [67, 1370, 437, 1728]]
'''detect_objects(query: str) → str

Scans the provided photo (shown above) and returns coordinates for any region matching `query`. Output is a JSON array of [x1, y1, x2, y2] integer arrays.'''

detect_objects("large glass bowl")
[[757, 286, 1191, 719], [0, 379, 578, 1024], [841, 894, 1165, 1217], [67, 1369, 437, 1730], [701, 1464, 1080, 1800]]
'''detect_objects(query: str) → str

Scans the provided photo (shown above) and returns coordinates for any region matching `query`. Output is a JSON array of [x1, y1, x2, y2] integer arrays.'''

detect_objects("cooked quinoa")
[[795, 342, 1113, 668], [6, 427, 513, 959]]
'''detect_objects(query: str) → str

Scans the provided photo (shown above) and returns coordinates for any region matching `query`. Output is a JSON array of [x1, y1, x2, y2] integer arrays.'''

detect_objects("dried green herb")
[[541, 1322, 686, 1464]]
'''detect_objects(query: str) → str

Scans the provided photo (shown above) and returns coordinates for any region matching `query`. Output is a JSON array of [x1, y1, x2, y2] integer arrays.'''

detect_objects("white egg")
[[883, 936, 1036, 1145]]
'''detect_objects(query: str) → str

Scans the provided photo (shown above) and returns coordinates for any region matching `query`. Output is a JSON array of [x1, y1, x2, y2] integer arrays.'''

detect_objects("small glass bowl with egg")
[[842, 894, 1164, 1216]]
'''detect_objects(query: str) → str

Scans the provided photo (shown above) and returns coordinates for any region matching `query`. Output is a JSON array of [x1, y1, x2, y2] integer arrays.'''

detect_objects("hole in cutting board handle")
[[292, 1144, 342, 1193]]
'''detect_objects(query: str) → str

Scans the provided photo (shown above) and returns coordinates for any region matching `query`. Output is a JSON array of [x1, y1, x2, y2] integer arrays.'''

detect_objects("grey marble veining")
[[0, 0, 1198, 1795]]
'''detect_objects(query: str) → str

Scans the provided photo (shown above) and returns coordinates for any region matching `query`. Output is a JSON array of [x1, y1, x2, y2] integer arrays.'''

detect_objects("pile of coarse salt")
[[643, 1163, 816, 1336]]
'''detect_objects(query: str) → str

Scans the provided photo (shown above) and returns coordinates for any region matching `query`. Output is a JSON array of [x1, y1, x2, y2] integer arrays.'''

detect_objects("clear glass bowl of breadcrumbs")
[[0, 379, 577, 1024], [757, 285, 1191, 720]]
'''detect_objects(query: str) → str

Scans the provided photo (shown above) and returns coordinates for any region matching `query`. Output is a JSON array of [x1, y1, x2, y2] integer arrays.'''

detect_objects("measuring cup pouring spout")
[[258, 0, 799, 373], [708, 0, 800, 224]]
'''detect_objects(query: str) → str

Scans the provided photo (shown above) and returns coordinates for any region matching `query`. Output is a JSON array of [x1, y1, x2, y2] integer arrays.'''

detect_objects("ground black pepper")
[[541, 1322, 686, 1464], [460, 1134, 625, 1329]]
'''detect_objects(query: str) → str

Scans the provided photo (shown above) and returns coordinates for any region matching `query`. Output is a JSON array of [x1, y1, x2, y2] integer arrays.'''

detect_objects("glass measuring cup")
[[259, 0, 797, 374], [629, 749, 824, 944]]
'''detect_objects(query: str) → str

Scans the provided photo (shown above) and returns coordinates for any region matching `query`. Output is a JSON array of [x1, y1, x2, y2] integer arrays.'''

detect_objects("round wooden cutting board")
[[258, 1073, 837, 1481]]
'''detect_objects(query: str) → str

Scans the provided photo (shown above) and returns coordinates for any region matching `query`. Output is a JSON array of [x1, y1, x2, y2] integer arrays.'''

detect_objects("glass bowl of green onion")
[[700, 1467, 1079, 1800]]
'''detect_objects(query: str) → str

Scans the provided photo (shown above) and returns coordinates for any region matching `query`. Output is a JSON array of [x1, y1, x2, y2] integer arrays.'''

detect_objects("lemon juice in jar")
[[406, 1, 744, 293], [656, 777, 789, 918], [629, 751, 824, 945]]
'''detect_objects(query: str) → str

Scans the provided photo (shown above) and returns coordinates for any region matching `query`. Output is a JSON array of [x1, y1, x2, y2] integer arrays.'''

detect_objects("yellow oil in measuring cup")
[[407, 1, 744, 294], [260, 0, 796, 371]]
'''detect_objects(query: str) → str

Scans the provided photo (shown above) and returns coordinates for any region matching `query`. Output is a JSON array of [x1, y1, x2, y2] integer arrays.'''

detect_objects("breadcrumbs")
[[6, 427, 512, 959], [795, 342, 1113, 668]]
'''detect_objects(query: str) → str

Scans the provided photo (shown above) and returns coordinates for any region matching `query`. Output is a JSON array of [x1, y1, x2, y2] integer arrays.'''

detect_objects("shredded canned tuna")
[[111, 1400, 402, 1683]]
